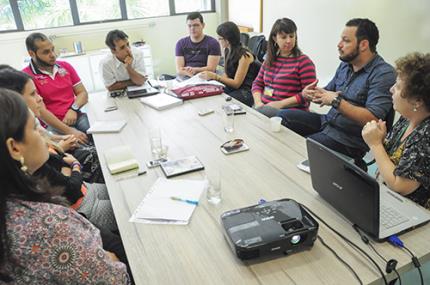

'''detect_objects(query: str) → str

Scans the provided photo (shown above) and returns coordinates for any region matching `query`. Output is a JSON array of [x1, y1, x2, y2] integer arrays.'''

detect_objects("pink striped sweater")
[[251, 54, 316, 110]]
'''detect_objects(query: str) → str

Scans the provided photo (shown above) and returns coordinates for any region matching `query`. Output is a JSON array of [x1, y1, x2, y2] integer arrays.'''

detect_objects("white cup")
[[206, 171, 221, 205], [270, 116, 282, 132]]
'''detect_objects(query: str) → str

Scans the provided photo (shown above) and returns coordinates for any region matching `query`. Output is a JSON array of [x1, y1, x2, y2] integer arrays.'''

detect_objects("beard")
[[34, 54, 55, 68], [339, 45, 360, 63]]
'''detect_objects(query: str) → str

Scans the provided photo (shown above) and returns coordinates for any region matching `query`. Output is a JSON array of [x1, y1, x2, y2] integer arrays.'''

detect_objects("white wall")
[[262, 0, 430, 84], [0, 13, 220, 76], [228, 0, 261, 32]]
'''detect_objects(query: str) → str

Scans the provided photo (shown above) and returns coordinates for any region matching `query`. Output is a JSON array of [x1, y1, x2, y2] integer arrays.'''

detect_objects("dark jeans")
[[277, 109, 367, 171]]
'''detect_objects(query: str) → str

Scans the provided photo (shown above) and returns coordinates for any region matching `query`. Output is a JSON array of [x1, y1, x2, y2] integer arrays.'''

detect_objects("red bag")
[[171, 84, 224, 100]]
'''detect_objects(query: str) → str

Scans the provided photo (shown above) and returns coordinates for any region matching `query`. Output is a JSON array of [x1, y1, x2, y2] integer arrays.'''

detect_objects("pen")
[[170, 196, 199, 205]]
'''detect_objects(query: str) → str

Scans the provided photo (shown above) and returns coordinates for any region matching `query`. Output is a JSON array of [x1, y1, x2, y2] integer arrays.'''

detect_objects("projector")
[[221, 199, 318, 261]]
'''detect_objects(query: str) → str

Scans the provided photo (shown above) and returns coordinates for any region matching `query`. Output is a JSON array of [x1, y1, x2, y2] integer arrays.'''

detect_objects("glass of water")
[[206, 170, 222, 205]]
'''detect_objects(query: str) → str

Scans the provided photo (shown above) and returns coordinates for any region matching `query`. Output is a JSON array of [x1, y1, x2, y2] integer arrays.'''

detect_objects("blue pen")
[[170, 196, 199, 206]]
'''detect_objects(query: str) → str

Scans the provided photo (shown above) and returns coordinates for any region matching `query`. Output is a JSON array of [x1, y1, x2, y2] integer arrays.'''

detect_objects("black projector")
[[221, 199, 318, 261]]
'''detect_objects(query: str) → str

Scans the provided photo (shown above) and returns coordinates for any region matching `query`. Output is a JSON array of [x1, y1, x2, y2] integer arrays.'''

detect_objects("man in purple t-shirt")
[[175, 12, 221, 78]]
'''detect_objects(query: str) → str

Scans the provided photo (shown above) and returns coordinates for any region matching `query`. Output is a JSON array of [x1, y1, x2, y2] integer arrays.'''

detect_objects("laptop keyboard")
[[380, 205, 409, 229]]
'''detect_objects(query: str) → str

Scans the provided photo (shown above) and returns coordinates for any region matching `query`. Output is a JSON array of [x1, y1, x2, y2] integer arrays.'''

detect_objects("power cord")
[[388, 235, 424, 285], [299, 204, 388, 285], [317, 235, 363, 285], [352, 225, 402, 285]]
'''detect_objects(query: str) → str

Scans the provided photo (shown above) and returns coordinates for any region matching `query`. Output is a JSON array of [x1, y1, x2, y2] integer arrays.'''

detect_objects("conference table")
[[86, 90, 430, 285]]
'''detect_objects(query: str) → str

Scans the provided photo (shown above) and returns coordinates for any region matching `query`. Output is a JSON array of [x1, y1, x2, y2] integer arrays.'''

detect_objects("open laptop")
[[127, 85, 159, 99], [306, 138, 430, 240]]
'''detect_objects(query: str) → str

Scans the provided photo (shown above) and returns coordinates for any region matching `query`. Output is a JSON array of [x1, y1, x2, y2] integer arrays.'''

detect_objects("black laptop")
[[127, 85, 159, 99], [306, 138, 430, 240]]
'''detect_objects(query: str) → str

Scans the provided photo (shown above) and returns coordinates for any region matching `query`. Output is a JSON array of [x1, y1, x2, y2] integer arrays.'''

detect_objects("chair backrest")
[[247, 35, 267, 63], [240, 33, 250, 46]]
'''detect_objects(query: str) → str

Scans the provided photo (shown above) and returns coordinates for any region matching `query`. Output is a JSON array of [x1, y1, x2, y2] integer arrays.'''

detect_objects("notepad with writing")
[[140, 93, 183, 110], [87, 120, 127, 134], [129, 178, 206, 224], [104, 145, 139, 174]]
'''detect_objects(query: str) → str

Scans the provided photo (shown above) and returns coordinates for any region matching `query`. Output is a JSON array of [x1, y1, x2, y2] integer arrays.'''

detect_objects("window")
[[17, 0, 73, 30], [76, 0, 121, 23], [126, 0, 170, 19], [0, 0, 17, 31], [3, 0, 214, 33], [174, 0, 212, 14]]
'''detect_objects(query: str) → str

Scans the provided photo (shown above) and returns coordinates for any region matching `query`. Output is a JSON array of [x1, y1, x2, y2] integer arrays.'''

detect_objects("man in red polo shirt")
[[23, 32, 89, 143]]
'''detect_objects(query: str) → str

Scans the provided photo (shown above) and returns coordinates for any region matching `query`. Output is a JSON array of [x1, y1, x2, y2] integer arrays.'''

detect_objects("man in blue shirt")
[[277, 18, 396, 169]]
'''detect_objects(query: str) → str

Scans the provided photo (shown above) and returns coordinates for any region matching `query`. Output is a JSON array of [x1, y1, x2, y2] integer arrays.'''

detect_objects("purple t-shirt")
[[175, 35, 221, 68]]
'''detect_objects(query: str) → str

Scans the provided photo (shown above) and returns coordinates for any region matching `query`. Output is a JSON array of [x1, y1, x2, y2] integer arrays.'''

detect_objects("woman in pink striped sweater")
[[252, 18, 317, 117]]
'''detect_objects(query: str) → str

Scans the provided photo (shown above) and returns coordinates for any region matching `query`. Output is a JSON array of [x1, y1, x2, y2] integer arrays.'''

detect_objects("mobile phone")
[[109, 90, 124, 97], [104, 106, 118, 112], [146, 158, 168, 168], [198, 109, 214, 116]]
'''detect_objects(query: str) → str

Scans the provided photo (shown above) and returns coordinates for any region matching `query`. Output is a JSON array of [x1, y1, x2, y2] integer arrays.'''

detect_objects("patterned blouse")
[[384, 116, 430, 209], [2, 199, 130, 284]]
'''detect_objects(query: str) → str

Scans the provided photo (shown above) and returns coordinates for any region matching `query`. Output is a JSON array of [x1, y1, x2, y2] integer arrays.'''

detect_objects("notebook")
[[306, 138, 430, 240], [140, 93, 183, 110], [87, 120, 127, 134], [127, 85, 159, 99], [160, 156, 204, 178], [129, 177, 206, 224], [104, 145, 139, 175]]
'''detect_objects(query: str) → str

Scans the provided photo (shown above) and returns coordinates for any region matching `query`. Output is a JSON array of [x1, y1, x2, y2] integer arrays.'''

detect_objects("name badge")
[[264, 87, 274, 97]]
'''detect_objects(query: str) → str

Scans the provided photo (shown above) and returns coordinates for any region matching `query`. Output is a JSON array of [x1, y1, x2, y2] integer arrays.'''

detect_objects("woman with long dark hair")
[[251, 18, 317, 117], [199, 21, 260, 107], [0, 88, 129, 283]]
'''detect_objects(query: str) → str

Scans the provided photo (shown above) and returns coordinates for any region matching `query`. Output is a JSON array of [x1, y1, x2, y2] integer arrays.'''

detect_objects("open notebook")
[[129, 178, 206, 224]]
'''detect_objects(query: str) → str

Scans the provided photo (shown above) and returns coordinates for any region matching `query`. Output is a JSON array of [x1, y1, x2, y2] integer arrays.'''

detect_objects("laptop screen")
[[306, 139, 379, 237]]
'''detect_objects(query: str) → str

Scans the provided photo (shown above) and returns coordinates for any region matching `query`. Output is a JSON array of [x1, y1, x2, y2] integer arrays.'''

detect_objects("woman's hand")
[[62, 153, 78, 166], [198, 71, 216, 81], [59, 135, 78, 151], [362, 119, 387, 147]]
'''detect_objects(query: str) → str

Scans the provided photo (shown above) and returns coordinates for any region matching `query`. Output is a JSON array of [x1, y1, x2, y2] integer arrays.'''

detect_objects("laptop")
[[306, 138, 430, 240], [127, 85, 159, 99]]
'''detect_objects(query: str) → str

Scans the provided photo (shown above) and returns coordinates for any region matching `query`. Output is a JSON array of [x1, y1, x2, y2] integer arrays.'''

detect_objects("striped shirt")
[[251, 54, 316, 110]]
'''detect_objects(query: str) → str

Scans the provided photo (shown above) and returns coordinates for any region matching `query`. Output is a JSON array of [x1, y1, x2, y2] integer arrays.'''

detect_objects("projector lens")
[[290, 235, 301, 245]]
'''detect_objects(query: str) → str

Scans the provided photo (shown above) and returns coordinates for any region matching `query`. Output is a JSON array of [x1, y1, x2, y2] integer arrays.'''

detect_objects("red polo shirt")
[[23, 61, 81, 120]]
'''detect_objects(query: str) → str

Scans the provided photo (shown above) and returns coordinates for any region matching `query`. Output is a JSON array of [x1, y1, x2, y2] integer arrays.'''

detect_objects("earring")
[[20, 156, 28, 173], [413, 105, 418, 112]]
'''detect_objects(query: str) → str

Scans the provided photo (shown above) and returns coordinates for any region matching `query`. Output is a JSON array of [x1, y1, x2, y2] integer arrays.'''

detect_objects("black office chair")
[[240, 33, 250, 47], [247, 35, 267, 63]]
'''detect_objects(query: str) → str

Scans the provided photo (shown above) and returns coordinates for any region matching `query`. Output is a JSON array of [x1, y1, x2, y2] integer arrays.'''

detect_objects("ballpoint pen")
[[170, 196, 199, 205]]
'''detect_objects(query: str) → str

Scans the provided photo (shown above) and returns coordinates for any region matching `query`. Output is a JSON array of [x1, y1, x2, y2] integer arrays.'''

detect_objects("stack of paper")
[[130, 178, 206, 224], [87, 120, 127, 134], [140, 93, 183, 110], [104, 145, 139, 174]]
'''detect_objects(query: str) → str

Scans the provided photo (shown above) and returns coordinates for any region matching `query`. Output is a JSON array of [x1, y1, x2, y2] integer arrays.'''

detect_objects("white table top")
[[86, 91, 430, 285]]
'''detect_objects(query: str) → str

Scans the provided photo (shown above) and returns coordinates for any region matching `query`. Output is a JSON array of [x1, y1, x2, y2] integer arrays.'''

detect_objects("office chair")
[[247, 35, 267, 63], [240, 33, 250, 46]]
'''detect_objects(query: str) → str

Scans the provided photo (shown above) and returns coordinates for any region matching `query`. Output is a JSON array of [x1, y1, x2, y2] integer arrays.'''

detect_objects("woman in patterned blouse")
[[0, 89, 130, 284], [362, 52, 430, 209]]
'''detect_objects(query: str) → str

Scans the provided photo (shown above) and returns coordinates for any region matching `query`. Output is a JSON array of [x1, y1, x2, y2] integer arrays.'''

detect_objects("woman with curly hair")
[[362, 52, 430, 209]]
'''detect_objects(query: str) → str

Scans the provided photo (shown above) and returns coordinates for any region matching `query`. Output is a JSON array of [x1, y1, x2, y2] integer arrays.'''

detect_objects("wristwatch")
[[70, 103, 80, 112], [331, 95, 343, 109]]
